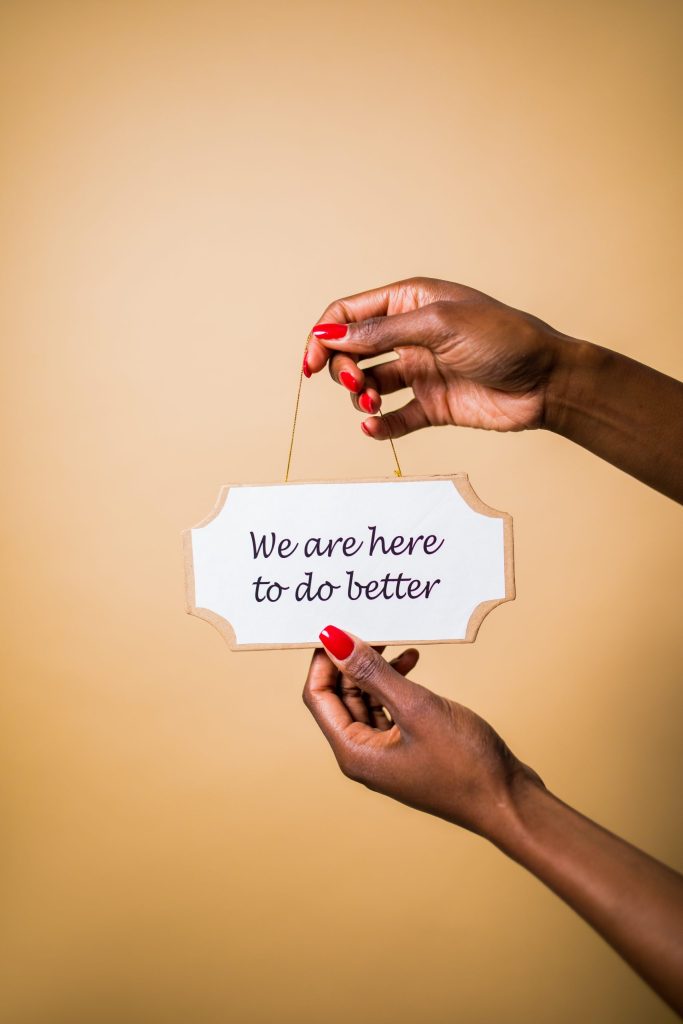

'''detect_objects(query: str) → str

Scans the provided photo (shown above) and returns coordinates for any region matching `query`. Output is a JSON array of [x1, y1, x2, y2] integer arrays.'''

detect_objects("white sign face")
[[184, 476, 514, 650]]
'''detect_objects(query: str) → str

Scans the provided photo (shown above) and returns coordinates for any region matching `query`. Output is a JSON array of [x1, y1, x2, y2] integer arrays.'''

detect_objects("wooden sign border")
[[183, 474, 515, 651]]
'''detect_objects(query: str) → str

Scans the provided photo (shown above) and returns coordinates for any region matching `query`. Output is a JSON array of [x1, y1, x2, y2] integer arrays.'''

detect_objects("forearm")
[[492, 779, 683, 1014], [544, 338, 683, 503]]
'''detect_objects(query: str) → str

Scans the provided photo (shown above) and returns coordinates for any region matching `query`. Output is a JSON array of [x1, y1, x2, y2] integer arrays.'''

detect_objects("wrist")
[[542, 336, 609, 436], [483, 768, 553, 858]]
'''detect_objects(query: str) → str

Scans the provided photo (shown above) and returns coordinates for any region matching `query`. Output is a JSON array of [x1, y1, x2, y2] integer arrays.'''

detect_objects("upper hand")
[[303, 626, 542, 842], [305, 277, 572, 439]]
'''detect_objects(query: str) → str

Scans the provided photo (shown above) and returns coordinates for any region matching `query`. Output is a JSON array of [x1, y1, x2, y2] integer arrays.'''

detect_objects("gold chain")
[[284, 339, 308, 482], [285, 340, 403, 481], [382, 411, 403, 477]]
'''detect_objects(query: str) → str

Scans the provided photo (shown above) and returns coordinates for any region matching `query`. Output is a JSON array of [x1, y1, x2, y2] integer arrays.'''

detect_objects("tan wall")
[[1, 1, 681, 1021]]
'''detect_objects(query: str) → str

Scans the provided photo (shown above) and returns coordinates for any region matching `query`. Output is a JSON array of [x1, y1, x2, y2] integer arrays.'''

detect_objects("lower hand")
[[303, 626, 542, 842], [304, 629, 683, 1016]]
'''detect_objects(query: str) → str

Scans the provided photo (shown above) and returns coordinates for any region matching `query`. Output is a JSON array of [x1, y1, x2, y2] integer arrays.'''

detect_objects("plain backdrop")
[[1, 1, 682, 1022]]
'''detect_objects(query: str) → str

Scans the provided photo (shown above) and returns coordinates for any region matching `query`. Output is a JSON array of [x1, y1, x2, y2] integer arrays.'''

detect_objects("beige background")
[[1, 1, 682, 1022]]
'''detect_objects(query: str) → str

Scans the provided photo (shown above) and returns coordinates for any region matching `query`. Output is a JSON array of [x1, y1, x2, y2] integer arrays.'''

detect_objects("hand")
[[303, 627, 683, 1015], [303, 626, 541, 841], [305, 277, 572, 438]]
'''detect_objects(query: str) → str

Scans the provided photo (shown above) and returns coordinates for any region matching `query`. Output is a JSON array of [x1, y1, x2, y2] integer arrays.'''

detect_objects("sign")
[[183, 476, 514, 650]]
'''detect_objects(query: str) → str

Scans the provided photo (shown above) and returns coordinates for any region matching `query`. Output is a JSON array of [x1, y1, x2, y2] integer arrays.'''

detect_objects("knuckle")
[[340, 682, 363, 701], [360, 772, 379, 793], [323, 299, 346, 321], [337, 751, 365, 784], [349, 649, 380, 688], [384, 410, 405, 437], [354, 316, 383, 344], [327, 352, 345, 381], [302, 688, 327, 719], [428, 299, 452, 327]]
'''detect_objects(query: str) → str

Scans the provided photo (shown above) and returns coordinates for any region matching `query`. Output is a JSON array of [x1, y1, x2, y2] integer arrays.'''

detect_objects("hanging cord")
[[284, 339, 307, 482], [285, 340, 403, 481], [383, 413, 403, 478]]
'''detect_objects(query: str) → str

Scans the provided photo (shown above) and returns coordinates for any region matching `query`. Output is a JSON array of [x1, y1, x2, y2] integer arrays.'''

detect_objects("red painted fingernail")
[[311, 323, 348, 341], [302, 352, 311, 378], [359, 393, 374, 413], [319, 625, 355, 660], [339, 371, 359, 393], [361, 421, 371, 436]]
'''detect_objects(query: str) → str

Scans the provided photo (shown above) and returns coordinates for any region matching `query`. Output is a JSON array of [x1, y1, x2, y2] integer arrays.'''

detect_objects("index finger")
[[306, 282, 400, 374], [303, 647, 376, 770], [302, 649, 354, 755]]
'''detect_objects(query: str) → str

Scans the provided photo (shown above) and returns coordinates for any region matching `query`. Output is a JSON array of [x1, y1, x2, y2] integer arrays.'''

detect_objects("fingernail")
[[311, 323, 348, 341], [359, 393, 374, 413], [361, 421, 371, 436], [319, 625, 355, 660], [339, 371, 359, 393], [302, 352, 311, 378]]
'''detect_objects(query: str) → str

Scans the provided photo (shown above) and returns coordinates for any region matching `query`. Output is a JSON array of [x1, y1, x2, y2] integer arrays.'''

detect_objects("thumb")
[[318, 625, 421, 721], [311, 303, 451, 360]]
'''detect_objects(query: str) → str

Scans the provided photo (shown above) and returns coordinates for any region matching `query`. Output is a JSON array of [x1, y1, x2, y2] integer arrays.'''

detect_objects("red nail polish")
[[339, 371, 359, 393], [311, 323, 348, 341], [359, 393, 374, 413], [319, 625, 355, 660], [302, 352, 311, 378], [361, 421, 371, 436]]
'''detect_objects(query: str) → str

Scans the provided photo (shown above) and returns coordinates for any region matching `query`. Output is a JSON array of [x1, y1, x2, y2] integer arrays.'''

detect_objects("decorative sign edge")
[[182, 474, 515, 651]]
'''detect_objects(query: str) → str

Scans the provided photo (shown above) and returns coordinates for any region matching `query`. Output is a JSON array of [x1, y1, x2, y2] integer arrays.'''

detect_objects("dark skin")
[[303, 638, 683, 1017], [302, 278, 683, 1013], [306, 277, 683, 502]]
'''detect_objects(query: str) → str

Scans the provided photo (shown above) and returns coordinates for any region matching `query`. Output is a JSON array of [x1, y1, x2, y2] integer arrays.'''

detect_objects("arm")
[[303, 627, 683, 1015], [547, 339, 683, 502], [501, 778, 683, 1012], [304, 277, 683, 503]]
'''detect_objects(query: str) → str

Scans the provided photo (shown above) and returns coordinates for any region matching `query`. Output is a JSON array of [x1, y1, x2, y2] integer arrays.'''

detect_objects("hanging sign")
[[183, 475, 514, 650]]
